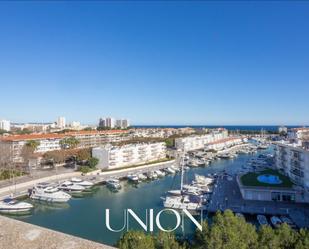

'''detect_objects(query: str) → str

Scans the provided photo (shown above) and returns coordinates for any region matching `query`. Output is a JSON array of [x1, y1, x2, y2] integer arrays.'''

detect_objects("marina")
[[4, 143, 303, 246]]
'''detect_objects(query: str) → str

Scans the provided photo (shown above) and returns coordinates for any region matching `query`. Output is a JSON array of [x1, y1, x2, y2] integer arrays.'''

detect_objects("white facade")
[[57, 117, 66, 128], [0, 120, 10, 131], [175, 129, 228, 151], [275, 142, 309, 188], [205, 137, 243, 151], [92, 142, 167, 169]]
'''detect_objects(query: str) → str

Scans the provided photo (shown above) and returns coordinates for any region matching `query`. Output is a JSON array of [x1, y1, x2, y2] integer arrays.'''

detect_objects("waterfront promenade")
[[0, 160, 175, 199], [0, 215, 116, 249]]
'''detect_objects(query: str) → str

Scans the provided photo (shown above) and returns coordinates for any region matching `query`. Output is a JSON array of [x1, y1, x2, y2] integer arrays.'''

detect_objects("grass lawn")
[[240, 169, 293, 188]]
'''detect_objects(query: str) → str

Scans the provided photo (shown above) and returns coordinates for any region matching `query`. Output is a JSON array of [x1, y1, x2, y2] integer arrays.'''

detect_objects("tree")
[[88, 157, 99, 168], [206, 210, 258, 249], [118, 230, 155, 249], [76, 148, 91, 161], [295, 229, 309, 249], [194, 221, 210, 248], [258, 225, 280, 249], [155, 231, 184, 249], [275, 223, 298, 249], [25, 140, 40, 151], [43, 150, 67, 165], [60, 137, 80, 149]]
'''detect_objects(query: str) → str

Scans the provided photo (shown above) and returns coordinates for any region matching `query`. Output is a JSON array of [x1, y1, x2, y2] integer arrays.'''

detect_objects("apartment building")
[[275, 142, 309, 188], [205, 137, 244, 151], [0, 120, 11, 132], [99, 117, 129, 129], [92, 142, 167, 169], [175, 129, 228, 151], [288, 127, 309, 142], [0, 130, 129, 163]]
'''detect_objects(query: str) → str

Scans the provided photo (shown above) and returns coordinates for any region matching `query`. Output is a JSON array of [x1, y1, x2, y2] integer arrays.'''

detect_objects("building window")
[[271, 192, 281, 201]]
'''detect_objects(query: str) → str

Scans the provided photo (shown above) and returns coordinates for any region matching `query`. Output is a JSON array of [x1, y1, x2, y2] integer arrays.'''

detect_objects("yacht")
[[71, 178, 94, 188], [58, 181, 85, 193], [127, 174, 139, 183], [106, 179, 121, 190], [257, 215, 269, 226], [0, 198, 33, 214], [30, 183, 71, 202]]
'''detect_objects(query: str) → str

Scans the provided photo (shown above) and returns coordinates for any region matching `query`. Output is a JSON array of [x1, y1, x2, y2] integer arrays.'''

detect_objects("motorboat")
[[146, 171, 158, 180], [0, 198, 33, 214], [270, 216, 282, 227], [137, 173, 148, 181], [163, 195, 202, 212], [127, 174, 139, 183], [71, 178, 94, 188], [154, 170, 165, 177], [106, 179, 121, 190], [30, 183, 71, 202], [58, 181, 85, 193], [170, 165, 180, 172], [257, 215, 269, 226], [164, 167, 176, 174]]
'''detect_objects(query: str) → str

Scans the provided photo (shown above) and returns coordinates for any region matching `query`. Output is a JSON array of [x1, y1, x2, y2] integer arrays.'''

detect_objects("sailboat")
[[162, 151, 204, 213]]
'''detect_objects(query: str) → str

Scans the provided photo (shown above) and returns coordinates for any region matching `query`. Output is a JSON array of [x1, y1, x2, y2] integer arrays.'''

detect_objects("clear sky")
[[0, 1, 308, 125]]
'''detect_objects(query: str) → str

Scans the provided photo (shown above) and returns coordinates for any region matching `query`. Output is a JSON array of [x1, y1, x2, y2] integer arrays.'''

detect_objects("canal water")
[[12, 150, 269, 246]]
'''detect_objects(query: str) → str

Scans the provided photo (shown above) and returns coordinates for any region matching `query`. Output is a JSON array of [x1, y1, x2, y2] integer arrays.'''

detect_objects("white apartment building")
[[205, 137, 244, 151], [0, 130, 129, 163], [57, 117, 66, 129], [288, 128, 309, 142], [275, 142, 309, 188], [0, 119, 11, 131], [175, 129, 228, 151], [92, 142, 167, 169]]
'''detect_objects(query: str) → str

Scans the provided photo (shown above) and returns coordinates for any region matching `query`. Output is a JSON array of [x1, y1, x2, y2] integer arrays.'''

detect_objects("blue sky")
[[0, 2, 308, 125]]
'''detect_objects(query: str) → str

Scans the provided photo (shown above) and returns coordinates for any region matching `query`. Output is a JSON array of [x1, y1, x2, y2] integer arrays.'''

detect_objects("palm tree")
[[60, 137, 80, 149]]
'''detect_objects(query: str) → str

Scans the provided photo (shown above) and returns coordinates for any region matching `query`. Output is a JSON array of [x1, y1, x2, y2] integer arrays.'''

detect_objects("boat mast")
[[180, 149, 185, 192]]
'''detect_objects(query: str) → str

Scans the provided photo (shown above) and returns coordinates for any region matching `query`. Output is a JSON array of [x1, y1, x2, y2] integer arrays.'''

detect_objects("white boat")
[[71, 178, 94, 188], [106, 179, 121, 190], [170, 165, 180, 172], [58, 181, 85, 193], [163, 195, 202, 212], [137, 173, 148, 181], [155, 170, 165, 177], [257, 215, 269, 226], [30, 183, 71, 203], [164, 167, 176, 174], [0, 198, 33, 214], [270, 216, 282, 227], [163, 151, 204, 213], [146, 171, 158, 180], [127, 174, 139, 183]]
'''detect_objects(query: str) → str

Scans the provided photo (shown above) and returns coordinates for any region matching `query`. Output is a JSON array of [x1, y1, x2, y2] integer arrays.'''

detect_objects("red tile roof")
[[0, 130, 128, 142]]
